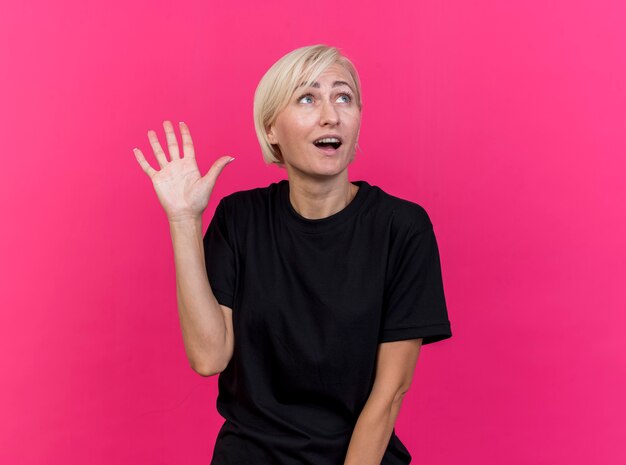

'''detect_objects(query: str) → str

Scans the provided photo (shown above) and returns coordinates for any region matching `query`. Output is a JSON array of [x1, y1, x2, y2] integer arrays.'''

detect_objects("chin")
[[314, 163, 350, 178], [286, 157, 349, 178]]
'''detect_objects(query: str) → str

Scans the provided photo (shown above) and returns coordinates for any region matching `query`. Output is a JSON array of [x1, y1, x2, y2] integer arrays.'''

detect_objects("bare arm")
[[133, 120, 236, 377], [169, 216, 234, 376], [343, 338, 422, 465]]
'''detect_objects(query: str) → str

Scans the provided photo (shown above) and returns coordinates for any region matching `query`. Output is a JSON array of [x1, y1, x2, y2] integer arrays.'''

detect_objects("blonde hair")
[[253, 44, 362, 166]]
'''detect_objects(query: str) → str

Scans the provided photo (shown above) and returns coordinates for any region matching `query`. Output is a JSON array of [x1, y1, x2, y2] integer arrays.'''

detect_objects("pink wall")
[[1, 0, 624, 463]]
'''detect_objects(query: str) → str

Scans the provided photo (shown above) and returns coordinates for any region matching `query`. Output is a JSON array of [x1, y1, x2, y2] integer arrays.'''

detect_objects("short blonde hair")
[[253, 44, 362, 166]]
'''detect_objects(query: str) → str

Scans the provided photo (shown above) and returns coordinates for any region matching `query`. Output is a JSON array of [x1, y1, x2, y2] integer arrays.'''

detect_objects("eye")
[[337, 93, 352, 103], [296, 92, 353, 105], [297, 93, 314, 104]]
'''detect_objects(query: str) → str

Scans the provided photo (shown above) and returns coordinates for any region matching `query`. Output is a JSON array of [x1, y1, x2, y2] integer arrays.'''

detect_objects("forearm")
[[169, 217, 227, 374], [344, 393, 405, 465]]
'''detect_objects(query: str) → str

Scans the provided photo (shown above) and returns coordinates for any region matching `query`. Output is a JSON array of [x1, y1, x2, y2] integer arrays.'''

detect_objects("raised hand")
[[133, 121, 235, 222]]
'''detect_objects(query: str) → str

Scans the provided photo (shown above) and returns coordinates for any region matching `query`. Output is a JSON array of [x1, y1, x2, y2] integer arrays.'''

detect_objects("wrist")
[[168, 214, 203, 226]]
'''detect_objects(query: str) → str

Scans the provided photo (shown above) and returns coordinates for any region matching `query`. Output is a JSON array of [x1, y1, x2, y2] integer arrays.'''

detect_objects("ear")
[[266, 125, 278, 145]]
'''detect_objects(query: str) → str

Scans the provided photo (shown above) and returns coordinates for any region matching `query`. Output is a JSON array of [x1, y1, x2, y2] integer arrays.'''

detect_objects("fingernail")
[[228, 157, 236, 163]]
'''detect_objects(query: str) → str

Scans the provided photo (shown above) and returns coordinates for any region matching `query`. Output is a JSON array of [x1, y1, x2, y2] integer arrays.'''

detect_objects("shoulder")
[[219, 181, 280, 208], [215, 181, 283, 226], [369, 183, 433, 235]]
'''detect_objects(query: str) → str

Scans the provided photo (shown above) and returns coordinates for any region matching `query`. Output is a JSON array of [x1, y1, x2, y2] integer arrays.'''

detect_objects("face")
[[266, 63, 361, 179]]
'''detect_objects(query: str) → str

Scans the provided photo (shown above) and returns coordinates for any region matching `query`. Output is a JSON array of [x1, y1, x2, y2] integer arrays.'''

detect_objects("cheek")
[[341, 110, 360, 127], [284, 122, 314, 145]]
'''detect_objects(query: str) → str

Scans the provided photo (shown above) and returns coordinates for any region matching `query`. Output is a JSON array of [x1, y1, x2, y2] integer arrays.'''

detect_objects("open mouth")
[[313, 138, 342, 153]]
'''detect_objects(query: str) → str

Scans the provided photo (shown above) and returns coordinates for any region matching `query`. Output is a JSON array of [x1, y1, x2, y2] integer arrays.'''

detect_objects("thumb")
[[202, 155, 236, 188]]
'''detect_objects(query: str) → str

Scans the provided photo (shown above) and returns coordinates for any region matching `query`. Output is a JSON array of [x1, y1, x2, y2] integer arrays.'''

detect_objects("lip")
[[311, 133, 343, 156], [311, 133, 343, 144], [313, 144, 341, 155]]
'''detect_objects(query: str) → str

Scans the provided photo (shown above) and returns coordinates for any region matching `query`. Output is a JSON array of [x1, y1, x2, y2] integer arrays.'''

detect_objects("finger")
[[147, 130, 169, 168], [203, 155, 235, 188], [133, 148, 158, 178], [162, 120, 181, 160], [179, 121, 196, 159]]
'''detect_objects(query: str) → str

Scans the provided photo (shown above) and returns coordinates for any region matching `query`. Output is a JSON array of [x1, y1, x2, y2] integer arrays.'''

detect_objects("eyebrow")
[[300, 80, 354, 92]]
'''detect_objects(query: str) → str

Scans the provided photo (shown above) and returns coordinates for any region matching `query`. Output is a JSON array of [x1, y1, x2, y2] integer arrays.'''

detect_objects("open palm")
[[133, 120, 234, 222]]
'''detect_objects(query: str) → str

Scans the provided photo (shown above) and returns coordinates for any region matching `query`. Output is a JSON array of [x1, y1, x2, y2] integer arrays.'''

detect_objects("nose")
[[319, 99, 339, 126]]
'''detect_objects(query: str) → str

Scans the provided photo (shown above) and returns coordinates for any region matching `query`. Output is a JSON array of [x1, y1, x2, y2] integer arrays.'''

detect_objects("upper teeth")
[[314, 137, 340, 144]]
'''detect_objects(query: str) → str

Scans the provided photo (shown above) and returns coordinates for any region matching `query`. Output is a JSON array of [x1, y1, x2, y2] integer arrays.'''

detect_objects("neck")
[[287, 174, 358, 220]]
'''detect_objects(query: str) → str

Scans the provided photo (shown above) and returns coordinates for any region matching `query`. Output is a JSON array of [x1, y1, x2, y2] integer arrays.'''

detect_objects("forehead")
[[300, 64, 355, 91]]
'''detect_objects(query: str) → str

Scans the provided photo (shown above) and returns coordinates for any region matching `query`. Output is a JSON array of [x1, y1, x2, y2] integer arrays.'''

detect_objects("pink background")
[[1, 0, 624, 463]]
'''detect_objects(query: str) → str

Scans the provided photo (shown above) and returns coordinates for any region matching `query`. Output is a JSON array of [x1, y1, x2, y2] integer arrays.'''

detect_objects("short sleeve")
[[380, 223, 452, 345], [203, 198, 236, 309]]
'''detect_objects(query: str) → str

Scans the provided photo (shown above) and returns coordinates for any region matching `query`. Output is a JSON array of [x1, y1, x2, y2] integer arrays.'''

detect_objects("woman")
[[134, 44, 452, 465]]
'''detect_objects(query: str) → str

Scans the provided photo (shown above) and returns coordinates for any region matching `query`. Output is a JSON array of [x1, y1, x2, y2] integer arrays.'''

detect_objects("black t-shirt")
[[203, 179, 452, 465]]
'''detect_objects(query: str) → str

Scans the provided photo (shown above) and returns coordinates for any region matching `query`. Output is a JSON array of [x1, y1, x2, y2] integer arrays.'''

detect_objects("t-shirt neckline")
[[279, 179, 371, 234]]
